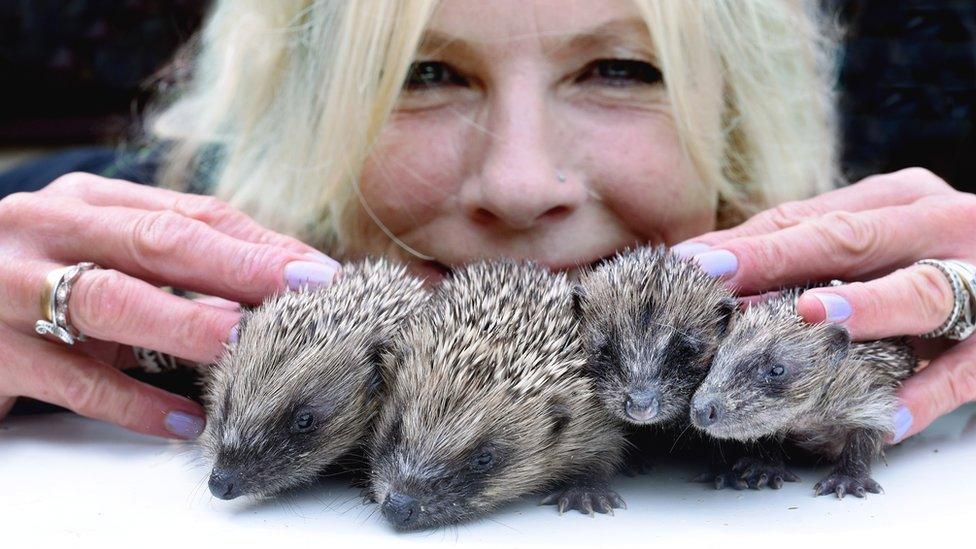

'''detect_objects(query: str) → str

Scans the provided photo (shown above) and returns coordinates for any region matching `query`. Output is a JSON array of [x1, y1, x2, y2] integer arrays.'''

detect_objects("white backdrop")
[[2, 404, 975, 548]]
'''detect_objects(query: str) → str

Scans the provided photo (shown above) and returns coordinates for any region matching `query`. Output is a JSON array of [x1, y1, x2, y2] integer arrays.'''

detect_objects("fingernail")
[[228, 324, 238, 345], [670, 242, 711, 259], [810, 292, 852, 323], [891, 406, 913, 443], [304, 251, 342, 270], [164, 410, 205, 439], [693, 250, 738, 278], [284, 261, 340, 291]]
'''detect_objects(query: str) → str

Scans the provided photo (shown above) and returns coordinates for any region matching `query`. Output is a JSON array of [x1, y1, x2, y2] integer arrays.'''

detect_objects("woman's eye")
[[471, 450, 494, 472], [768, 365, 786, 377], [404, 61, 463, 90], [579, 59, 663, 87], [290, 408, 316, 434]]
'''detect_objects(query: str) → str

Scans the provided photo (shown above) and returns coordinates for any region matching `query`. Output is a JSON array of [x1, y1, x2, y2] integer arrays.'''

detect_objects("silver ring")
[[34, 262, 101, 345], [914, 259, 976, 340]]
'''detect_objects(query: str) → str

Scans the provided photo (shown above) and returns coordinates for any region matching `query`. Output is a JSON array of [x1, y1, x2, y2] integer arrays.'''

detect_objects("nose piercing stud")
[[555, 171, 566, 182]]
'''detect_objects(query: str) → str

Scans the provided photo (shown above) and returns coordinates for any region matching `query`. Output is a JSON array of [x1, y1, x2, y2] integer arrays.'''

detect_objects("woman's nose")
[[461, 84, 584, 231]]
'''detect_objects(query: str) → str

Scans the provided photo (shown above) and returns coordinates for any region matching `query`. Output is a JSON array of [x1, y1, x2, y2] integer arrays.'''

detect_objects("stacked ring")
[[915, 259, 976, 340], [34, 262, 101, 345]]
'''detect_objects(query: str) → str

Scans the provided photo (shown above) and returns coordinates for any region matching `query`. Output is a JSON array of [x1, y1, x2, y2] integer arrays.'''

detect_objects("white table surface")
[[3, 405, 975, 548]]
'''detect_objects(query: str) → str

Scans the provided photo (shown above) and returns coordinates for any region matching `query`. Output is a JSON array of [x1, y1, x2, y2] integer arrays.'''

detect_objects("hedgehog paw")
[[731, 457, 800, 490], [540, 484, 626, 517], [814, 472, 883, 499]]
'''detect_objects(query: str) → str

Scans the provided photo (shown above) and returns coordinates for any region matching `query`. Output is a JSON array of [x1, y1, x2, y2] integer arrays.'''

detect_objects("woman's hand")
[[674, 168, 976, 443], [0, 172, 341, 438]]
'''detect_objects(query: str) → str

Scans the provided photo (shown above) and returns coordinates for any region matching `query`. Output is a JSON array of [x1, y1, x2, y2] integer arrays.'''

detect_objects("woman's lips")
[[413, 252, 618, 285]]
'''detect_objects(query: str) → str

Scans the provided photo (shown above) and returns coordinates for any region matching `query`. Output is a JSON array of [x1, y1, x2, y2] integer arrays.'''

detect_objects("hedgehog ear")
[[716, 297, 738, 336], [570, 284, 587, 318], [824, 324, 851, 367], [547, 398, 572, 439]]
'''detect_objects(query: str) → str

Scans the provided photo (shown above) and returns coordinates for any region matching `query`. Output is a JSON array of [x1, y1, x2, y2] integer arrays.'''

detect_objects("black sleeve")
[[0, 146, 161, 198]]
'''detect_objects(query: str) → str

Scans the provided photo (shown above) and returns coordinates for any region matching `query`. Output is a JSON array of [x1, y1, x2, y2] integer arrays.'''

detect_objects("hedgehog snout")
[[382, 490, 422, 529], [209, 466, 244, 500], [624, 388, 660, 423], [690, 394, 725, 429]]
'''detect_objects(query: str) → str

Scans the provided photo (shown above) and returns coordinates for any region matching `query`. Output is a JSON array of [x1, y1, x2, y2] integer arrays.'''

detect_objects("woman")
[[0, 0, 972, 446]]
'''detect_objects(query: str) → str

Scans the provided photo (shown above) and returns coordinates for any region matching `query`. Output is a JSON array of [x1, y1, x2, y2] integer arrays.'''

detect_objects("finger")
[[892, 337, 976, 442], [687, 195, 976, 294], [796, 264, 956, 340], [67, 268, 241, 364], [676, 168, 954, 249], [40, 172, 326, 257], [18, 197, 340, 304], [2, 329, 206, 439]]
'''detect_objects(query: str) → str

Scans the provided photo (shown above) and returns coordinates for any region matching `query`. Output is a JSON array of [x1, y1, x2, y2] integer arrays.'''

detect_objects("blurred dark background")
[[0, 0, 973, 190]]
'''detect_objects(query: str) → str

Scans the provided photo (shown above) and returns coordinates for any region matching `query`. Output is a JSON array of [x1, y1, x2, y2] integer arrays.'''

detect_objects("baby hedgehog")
[[200, 257, 428, 500], [368, 260, 626, 531], [690, 288, 917, 498], [574, 245, 737, 426]]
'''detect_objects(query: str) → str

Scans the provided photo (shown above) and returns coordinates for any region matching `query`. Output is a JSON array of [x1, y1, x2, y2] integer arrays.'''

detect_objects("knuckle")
[[945, 364, 976, 408], [174, 303, 222, 357], [911, 266, 955, 328], [809, 211, 880, 259], [892, 167, 952, 194], [44, 172, 99, 197], [60, 364, 103, 415], [230, 244, 280, 291], [72, 269, 133, 335], [174, 194, 234, 223], [763, 201, 816, 231], [741, 239, 790, 288], [0, 192, 38, 227], [131, 210, 194, 262]]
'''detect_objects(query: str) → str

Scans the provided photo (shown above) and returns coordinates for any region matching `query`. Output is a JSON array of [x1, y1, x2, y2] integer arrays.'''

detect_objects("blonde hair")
[[151, 0, 838, 256]]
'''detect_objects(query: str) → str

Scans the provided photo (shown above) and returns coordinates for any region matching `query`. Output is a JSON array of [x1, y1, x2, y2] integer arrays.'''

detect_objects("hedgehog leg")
[[813, 428, 885, 499], [694, 442, 797, 490], [540, 478, 625, 517]]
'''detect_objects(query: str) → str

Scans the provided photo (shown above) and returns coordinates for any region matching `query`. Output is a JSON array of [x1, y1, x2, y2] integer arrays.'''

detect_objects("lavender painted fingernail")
[[164, 411, 205, 439], [891, 406, 913, 444], [810, 292, 853, 323], [670, 242, 711, 259], [693, 250, 738, 278], [228, 324, 239, 345], [304, 251, 342, 270], [284, 261, 340, 291]]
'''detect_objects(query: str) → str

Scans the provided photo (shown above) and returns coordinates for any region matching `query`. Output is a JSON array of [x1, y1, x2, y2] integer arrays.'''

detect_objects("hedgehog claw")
[[697, 457, 798, 491], [541, 484, 625, 517], [813, 471, 882, 499]]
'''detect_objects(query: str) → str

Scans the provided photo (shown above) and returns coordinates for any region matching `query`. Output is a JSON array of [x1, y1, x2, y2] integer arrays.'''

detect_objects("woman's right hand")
[[0, 172, 341, 438]]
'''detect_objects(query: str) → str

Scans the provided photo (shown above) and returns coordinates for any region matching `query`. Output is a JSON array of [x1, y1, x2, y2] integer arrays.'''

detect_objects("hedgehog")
[[367, 260, 626, 531], [689, 287, 917, 498], [573, 246, 737, 427], [200, 257, 428, 500]]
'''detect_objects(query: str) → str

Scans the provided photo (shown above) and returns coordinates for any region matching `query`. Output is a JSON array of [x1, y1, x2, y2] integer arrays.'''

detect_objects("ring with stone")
[[34, 262, 101, 345]]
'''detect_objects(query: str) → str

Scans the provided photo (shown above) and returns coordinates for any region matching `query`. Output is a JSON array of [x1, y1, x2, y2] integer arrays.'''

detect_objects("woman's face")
[[359, 0, 717, 282]]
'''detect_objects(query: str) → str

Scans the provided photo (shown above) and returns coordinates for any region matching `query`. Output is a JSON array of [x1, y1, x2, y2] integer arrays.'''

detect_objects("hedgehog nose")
[[209, 466, 244, 500], [624, 389, 660, 423], [693, 397, 724, 428], [382, 491, 421, 529]]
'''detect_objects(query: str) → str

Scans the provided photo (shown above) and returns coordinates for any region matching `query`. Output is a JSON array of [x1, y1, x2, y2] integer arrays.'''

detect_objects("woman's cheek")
[[360, 114, 466, 233], [575, 109, 715, 242]]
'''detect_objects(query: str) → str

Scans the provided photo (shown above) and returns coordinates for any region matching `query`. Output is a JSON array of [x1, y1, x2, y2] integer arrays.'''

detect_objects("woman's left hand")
[[674, 167, 976, 443]]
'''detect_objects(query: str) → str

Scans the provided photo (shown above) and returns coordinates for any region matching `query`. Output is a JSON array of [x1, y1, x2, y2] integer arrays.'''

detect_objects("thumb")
[[893, 338, 976, 443]]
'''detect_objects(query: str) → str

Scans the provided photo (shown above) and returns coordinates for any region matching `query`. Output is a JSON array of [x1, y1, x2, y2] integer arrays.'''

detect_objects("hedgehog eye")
[[470, 450, 494, 473], [290, 407, 317, 434], [768, 364, 786, 377]]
